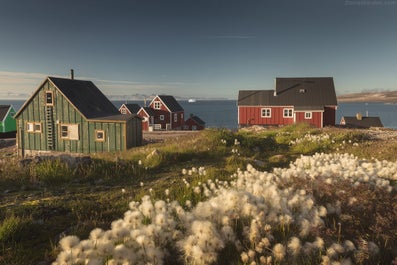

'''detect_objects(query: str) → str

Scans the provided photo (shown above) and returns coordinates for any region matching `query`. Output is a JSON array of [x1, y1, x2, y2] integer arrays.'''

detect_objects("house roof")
[[153, 95, 184, 112], [341, 116, 383, 128], [140, 107, 157, 116], [238, 77, 337, 107], [0, 105, 12, 121], [49, 77, 119, 119], [188, 115, 205, 126], [92, 113, 141, 122], [15, 77, 121, 120], [122, 103, 141, 114]]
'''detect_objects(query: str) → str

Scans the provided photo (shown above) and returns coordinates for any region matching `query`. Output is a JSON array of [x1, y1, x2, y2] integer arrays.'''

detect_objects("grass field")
[[0, 124, 396, 265]]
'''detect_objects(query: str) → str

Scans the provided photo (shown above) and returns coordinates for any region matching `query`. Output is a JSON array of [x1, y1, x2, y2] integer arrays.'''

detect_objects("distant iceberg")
[[188, 99, 197, 103]]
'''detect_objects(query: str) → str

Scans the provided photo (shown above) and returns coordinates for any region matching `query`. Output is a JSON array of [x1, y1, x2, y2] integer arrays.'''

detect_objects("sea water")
[[2, 99, 397, 129]]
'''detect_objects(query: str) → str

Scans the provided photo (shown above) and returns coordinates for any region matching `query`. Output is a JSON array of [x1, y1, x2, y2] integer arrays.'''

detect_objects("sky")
[[0, 0, 396, 99]]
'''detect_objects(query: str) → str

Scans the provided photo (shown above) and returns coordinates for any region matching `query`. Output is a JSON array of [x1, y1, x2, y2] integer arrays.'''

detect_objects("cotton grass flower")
[[272, 243, 286, 261], [288, 237, 302, 257]]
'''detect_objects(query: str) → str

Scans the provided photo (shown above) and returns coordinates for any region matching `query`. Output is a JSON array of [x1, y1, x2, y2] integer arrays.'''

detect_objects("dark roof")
[[0, 105, 11, 120], [157, 95, 184, 112], [188, 115, 205, 126], [49, 77, 119, 119], [341, 116, 383, 128], [238, 77, 337, 107], [141, 107, 156, 116], [123, 103, 141, 114], [93, 113, 141, 122]]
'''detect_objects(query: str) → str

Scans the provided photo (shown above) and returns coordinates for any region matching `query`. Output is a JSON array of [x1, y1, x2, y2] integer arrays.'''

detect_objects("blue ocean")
[[2, 99, 397, 129]]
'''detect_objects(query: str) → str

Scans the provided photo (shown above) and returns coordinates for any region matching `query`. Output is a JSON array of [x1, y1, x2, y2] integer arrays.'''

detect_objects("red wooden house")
[[238, 77, 337, 128], [137, 95, 184, 131], [119, 103, 141, 115], [184, 114, 205, 130]]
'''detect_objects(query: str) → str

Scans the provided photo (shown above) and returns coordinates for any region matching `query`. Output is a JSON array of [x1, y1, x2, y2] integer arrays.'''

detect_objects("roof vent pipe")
[[70, 69, 74, 80]]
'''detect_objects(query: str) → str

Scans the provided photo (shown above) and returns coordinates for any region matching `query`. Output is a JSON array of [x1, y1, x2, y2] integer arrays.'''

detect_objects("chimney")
[[356, 112, 362, 120], [70, 69, 74, 80]]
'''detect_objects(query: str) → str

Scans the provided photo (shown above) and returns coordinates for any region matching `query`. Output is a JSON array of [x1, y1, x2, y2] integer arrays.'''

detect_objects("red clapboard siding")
[[295, 111, 322, 128], [239, 106, 295, 126]]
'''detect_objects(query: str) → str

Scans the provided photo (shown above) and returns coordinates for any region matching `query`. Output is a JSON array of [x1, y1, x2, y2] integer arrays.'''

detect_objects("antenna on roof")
[[70, 69, 74, 80]]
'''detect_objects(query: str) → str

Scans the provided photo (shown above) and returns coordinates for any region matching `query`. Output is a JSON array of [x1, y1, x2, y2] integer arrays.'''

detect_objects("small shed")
[[340, 113, 383, 128], [0, 105, 17, 136], [14, 76, 142, 157], [185, 115, 205, 130]]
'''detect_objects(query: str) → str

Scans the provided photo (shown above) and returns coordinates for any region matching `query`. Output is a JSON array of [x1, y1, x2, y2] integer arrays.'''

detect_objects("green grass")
[[0, 125, 395, 264]]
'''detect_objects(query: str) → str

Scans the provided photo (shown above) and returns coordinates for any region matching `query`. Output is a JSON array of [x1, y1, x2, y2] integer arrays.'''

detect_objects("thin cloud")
[[0, 71, 47, 98], [204, 35, 256, 39], [0, 71, 198, 99], [0, 71, 46, 84]]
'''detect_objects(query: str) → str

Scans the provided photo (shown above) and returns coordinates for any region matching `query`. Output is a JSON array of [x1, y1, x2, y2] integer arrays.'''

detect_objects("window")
[[174, 113, 177, 122], [305, 112, 312, 119], [60, 124, 79, 140], [45, 91, 54, 106], [120, 108, 127, 114], [61, 125, 68, 138], [154, 101, 161, 109], [261, 108, 271, 118], [27, 122, 34, 132], [27, 122, 41, 133], [95, 130, 105, 142], [283, 108, 293, 118], [34, 123, 42, 132], [160, 115, 164, 121]]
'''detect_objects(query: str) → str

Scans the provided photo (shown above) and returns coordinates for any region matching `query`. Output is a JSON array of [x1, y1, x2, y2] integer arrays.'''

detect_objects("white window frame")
[[120, 108, 127, 114], [95, 130, 106, 142], [283, 108, 293, 118], [27, 122, 34, 132], [27, 122, 42, 133], [304, 112, 312, 119], [60, 124, 79, 140], [154, 101, 161, 110], [45, 91, 54, 106], [160, 115, 165, 121], [174, 113, 177, 122], [261, 108, 271, 118]]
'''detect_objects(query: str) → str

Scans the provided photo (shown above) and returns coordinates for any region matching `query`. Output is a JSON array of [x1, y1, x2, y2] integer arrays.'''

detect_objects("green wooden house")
[[14, 76, 142, 157], [0, 105, 17, 136]]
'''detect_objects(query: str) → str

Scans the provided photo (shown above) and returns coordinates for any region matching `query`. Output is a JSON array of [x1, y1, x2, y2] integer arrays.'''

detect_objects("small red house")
[[119, 103, 141, 115], [238, 77, 337, 128], [185, 115, 205, 130], [137, 95, 184, 131]]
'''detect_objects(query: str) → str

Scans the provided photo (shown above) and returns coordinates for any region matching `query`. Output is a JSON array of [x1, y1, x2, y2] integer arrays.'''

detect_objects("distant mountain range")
[[106, 94, 229, 101], [337, 90, 397, 103]]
